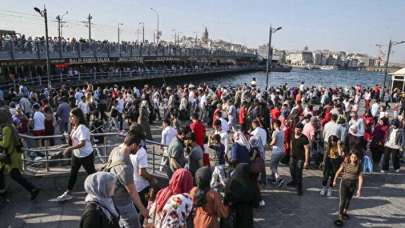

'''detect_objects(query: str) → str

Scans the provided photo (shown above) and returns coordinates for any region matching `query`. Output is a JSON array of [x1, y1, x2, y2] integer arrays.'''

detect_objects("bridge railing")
[[19, 132, 166, 175], [0, 38, 257, 60], [1, 64, 262, 89]]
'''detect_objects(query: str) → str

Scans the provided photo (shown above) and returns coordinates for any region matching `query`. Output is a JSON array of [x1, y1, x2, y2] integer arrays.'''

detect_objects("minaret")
[[202, 27, 209, 44]]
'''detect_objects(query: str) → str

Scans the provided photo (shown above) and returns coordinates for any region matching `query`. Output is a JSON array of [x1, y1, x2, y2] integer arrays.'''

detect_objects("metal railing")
[[19, 132, 166, 175], [0, 39, 257, 60], [1, 65, 263, 89]]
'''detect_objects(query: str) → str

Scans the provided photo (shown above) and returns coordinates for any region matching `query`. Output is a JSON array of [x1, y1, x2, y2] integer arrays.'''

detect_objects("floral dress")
[[147, 193, 193, 228]]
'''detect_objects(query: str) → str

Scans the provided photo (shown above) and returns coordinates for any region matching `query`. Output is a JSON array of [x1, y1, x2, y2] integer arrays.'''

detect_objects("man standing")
[[348, 111, 365, 154], [190, 113, 206, 148], [287, 123, 310, 195], [55, 97, 71, 133], [165, 127, 189, 178], [108, 129, 148, 228], [160, 119, 177, 172]]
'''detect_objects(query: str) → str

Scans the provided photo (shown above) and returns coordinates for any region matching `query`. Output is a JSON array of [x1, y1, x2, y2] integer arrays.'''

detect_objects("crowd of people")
[[0, 79, 404, 227], [0, 33, 256, 59]]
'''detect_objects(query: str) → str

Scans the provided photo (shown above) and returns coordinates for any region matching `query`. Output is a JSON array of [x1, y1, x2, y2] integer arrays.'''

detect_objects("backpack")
[[100, 148, 125, 172]]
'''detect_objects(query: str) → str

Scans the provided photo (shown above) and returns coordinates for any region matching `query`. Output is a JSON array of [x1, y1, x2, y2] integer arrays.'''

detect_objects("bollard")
[[152, 146, 155, 174]]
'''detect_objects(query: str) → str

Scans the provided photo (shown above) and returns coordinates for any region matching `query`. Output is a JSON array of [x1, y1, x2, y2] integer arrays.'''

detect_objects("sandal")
[[342, 213, 350, 220], [334, 219, 344, 227]]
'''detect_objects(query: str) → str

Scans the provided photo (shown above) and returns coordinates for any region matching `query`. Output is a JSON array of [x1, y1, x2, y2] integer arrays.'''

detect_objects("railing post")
[[152, 146, 155, 174], [78, 72, 81, 81], [45, 143, 49, 172]]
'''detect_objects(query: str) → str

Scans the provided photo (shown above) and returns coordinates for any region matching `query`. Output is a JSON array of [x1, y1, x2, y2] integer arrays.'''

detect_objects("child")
[[320, 135, 343, 197], [209, 134, 227, 192]]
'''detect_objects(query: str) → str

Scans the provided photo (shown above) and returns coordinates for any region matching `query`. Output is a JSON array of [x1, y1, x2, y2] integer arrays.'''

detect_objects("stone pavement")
[[1, 164, 405, 228]]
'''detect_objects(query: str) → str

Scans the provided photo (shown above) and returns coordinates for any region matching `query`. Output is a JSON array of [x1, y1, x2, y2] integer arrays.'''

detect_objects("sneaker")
[[30, 188, 40, 200], [277, 178, 286, 188], [320, 186, 327, 196], [395, 169, 400, 173], [56, 191, 73, 202], [259, 200, 266, 207], [327, 188, 332, 197], [287, 181, 296, 187]]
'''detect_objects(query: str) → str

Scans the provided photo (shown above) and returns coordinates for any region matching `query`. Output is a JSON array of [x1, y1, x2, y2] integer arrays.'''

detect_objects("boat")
[[320, 65, 336, 70]]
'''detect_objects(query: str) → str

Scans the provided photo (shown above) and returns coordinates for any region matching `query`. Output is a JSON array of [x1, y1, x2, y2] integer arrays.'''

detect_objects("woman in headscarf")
[[146, 168, 194, 228], [80, 172, 119, 228], [190, 167, 229, 228], [0, 107, 39, 200], [224, 163, 258, 228], [228, 130, 251, 169]]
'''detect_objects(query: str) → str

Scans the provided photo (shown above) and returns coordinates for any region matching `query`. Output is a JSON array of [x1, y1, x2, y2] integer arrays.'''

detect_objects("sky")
[[1, 0, 405, 63]]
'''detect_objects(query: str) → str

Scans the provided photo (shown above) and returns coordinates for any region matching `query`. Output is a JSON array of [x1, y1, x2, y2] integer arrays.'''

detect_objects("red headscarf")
[[155, 168, 193, 212]]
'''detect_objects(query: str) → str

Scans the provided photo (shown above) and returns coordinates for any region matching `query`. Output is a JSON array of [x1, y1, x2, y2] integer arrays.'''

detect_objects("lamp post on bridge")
[[380, 40, 405, 100], [150, 8, 160, 44], [265, 25, 282, 90], [34, 5, 51, 88]]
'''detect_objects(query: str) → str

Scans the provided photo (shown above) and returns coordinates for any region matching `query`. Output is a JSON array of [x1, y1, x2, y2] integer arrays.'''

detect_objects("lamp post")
[[381, 40, 405, 99], [265, 26, 282, 90], [150, 8, 160, 44], [56, 11, 68, 58], [34, 5, 51, 88], [118, 23, 124, 56], [138, 22, 145, 43]]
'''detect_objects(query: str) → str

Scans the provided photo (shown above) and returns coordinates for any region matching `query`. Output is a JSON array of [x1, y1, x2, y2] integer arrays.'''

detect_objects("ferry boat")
[[320, 65, 336, 70]]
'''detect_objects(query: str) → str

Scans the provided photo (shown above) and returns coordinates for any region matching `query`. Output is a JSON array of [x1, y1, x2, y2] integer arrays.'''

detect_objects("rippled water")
[[190, 69, 385, 89]]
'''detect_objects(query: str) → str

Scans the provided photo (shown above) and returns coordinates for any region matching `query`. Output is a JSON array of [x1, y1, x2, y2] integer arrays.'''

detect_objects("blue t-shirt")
[[231, 143, 251, 164]]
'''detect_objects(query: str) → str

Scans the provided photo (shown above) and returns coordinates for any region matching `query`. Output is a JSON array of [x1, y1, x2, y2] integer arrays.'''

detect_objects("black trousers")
[[339, 179, 357, 215], [322, 157, 340, 187], [290, 159, 304, 193], [67, 153, 96, 191], [370, 142, 384, 165], [382, 147, 401, 171], [0, 167, 36, 194]]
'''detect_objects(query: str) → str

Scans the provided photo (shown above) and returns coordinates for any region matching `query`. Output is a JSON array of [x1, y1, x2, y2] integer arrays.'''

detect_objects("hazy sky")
[[1, 0, 405, 63]]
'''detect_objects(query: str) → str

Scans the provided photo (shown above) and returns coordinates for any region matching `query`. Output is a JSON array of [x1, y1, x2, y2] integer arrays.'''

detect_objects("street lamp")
[[265, 26, 282, 90], [138, 22, 145, 43], [56, 11, 68, 58], [150, 8, 160, 44], [381, 40, 405, 99], [34, 5, 51, 88], [118, 23, 124, 56]]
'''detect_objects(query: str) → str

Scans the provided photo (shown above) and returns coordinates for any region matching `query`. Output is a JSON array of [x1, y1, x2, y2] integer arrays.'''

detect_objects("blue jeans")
[[116, 203, 141, 228]]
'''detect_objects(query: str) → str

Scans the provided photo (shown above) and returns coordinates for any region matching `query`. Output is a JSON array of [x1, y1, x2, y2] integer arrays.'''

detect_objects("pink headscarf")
[[155, 168, 193, 213]]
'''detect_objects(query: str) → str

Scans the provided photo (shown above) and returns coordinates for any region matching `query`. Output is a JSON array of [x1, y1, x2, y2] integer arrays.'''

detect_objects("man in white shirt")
[[348, 112, 366, 152], [160, 119, 177, 171], [213, 119, 229, 156], [130, 145, 156, 210], [31, 103, 45, 136], [251, 119, 267, 148], [74, 89, 83, 106]]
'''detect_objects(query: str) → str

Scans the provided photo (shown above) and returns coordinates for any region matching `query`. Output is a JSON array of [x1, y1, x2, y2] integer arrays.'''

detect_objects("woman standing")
[[224, 163, 258, 228], [320, 135, 343, 197], [333, 152, 364, 226], [190, 167, 229, 228], [382, 119, 404, 173], [0, 107, 40, 200], [146, 168, 194, 228], [80, 172, 119, 228], [57, 108, 96, 202], [370, 117, 389, 171]]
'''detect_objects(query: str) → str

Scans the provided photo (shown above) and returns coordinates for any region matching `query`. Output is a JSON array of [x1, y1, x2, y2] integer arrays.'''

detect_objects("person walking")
[[80, 172, 120, 228], [287, 123, 309, 195], [320, 135, 343, 197], [333, 152, 364, 227], [270, 119, 285, 187], [382, 119, 404, 173], [57, 108, 96, 202], [0, 107, 40, 200]]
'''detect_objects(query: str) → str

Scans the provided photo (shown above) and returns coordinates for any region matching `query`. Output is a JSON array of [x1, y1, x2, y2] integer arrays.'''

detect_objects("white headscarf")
[[84, 172, 118, 221], [233, 131, 251, 151]]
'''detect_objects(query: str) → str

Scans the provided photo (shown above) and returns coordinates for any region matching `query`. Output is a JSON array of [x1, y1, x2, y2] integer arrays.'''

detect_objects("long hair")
[[70, 107, 87, 126]]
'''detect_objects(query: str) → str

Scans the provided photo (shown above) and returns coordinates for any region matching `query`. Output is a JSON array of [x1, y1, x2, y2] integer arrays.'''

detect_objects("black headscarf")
[[194, 167, 212, 207], [224, 163, 257, 204]]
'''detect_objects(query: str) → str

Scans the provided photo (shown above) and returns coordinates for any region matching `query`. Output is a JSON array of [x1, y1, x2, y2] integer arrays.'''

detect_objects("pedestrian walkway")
[[2, 164, 404, 228]]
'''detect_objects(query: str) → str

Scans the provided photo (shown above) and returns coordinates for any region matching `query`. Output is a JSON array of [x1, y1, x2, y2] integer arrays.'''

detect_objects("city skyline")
[[1, 0, 405, 63]]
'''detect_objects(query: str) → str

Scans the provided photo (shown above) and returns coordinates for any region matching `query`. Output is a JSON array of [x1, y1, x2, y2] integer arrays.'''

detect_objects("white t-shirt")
[[161, 126, 177, 146], [70, 124, 93, 158], [251, 127, 267, 147], [78, 101, 90, 115], [33, 111, 45, 131], [130, 147, 150, 192]]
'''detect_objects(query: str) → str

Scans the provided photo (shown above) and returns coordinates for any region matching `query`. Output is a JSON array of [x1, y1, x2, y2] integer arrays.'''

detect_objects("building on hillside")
[[286, 51, 314, 65]]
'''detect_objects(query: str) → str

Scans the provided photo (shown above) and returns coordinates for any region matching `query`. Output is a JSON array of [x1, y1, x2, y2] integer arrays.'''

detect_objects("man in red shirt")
[[271, 104, 281, 124], [239, 101, 248, 129], [190, 112, 206, 147]]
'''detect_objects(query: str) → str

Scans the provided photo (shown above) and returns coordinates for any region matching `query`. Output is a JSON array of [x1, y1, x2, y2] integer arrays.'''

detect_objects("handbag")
[[251, 156, 265, 173]]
